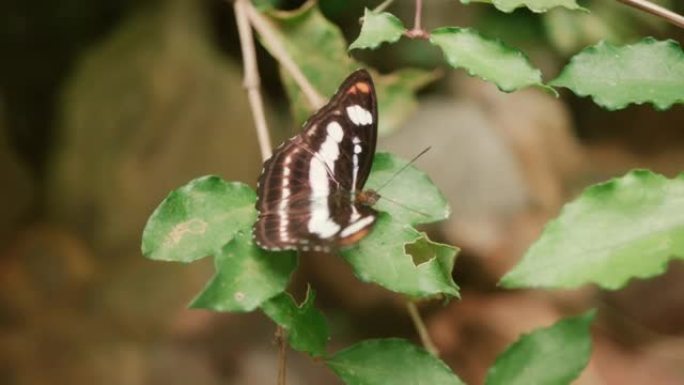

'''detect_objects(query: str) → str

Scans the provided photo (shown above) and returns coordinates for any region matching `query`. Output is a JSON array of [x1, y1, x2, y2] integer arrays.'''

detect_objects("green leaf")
[[340, 152, 457, 298], [485, 311, 595, 385], [261, 287, 329, 357], [367, 152, 449, 225], [551, 38, 684, 110], [461, 0, 582, 13], [502, 170, 684, 290], [141, 176, 256, 262], [260, 1, 434, 135], [190, 231, 297, 312], [349, 8, 406, 51], [430, 27, 545, 92], [342, 213, 459, 298], [327, 339, 465, 385]]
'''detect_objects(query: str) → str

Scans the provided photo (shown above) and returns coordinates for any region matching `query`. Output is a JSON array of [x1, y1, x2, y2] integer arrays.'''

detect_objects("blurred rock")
[[48, 0, 262, 257]]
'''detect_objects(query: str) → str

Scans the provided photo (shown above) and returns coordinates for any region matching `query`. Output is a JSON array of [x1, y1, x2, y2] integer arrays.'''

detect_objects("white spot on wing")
[[307, 157, 340, 238], [346, 105, 373, 126], [340, 216, 375, 238], [326, 121, 344, 142]]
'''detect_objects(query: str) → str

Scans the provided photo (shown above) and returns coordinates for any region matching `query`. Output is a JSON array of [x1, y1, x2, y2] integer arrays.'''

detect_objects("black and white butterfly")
[[254, 69, 380, 252]]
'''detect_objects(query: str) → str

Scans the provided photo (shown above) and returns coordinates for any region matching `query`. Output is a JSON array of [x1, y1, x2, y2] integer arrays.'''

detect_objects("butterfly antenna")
[[375, 146, 432, 193], [378, 195, 431, 218]]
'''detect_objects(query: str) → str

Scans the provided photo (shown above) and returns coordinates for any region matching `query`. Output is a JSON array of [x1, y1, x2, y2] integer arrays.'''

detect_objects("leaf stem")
[[244, 1, 326, 109], [414, 0, 422, 31], [373, 0, 396, 13], [406, 301, 439, 356], [233, 0, 272, 160], [405, 0, 430, 39], [276, 326, 288, 385], [616, 0, 684, 29], [233, 1, 287, 382]]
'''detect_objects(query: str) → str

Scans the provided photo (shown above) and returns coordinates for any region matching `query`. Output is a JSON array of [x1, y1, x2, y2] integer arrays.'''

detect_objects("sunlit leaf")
[[349, 8, 406, 51], [486, 311, 595, 385], [261, 287, 329, 357], [502, 170, 684, 290], [367, 152, 449, 225], [430, 27, 545, 92], [141, 176, 256, 262], [190, 231, 297, 312], [327, 339, 466, 385], [260, 1, 434, 135], [460, 0, 582, 13], [551, 38, 684, 110]]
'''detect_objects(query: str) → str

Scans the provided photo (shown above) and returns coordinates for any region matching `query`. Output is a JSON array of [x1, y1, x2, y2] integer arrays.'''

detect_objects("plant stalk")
[[616, 0, 684, 29], [407, 301, 439, 356], [244, 1, 325, 109], [234, 0, 272, 160], [233, 1, 286, 383]]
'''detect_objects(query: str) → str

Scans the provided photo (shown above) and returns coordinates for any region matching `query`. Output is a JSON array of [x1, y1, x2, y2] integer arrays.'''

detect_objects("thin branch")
[[405, 0, 430, 39], [276, 326, 288, 385], [233, 1, 286, 383], [616, 0, 684, 29], [407, 301, 439, 356], [360, 0, 396, 24], [374, 0, 396, 13], [413, 0, 423, 31], [234, 0, 272, 160], [244, 1, 326, 110]]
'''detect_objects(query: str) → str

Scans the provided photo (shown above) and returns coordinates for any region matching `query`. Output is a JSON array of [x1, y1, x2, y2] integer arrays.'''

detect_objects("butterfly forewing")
[[254, 69, 378, 252]]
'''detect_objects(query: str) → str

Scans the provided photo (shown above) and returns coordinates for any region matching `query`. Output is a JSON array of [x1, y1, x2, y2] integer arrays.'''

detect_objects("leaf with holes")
[[260, 1, 435, 135], [502, 170, 684, 290], [342, 213, 459, 298], [190, 231, 297, 312], [486, 311, 595, 385], [349, 8, 406, 51], [460, 0, 583, 13], [327, 339, 466, 385], [261, 287, 329, 357], [551, 38, 684, 110], [430, 27, 546, 92], [142, 176, 256, 262]]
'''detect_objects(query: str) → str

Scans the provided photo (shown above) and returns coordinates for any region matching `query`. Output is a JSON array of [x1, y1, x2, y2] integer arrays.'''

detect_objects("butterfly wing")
[[254, 69, 378, 252]]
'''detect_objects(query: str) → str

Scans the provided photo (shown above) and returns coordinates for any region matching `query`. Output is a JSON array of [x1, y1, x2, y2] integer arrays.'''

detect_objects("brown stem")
[[276, 326, 288, 385], [244, 1, 326, 110], [233, 1, 286, 383], [414, 0, 422, 31], [407, 301, 439, 356], [405, 0, 430, 39], [616, 0, 684, 29], [233, 0, 272, 160]]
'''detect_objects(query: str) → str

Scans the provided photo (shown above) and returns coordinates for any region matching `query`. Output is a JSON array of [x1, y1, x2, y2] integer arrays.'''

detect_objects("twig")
[[374, 0, 396, 13], [233, 1, 286, 383], [406, 301, 439, 356], [276, 326, 288, 385], [413, 0, 423, 31], [244, 1, 326, 110], [234, 0, 272, 160], [405, 0, 430, 39], [360, 0, 396, 24], [616, 0, 684, 29]]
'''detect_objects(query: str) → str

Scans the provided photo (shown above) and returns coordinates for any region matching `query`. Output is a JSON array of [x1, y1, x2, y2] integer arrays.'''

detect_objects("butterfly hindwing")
[[254, 69, 378, 252]]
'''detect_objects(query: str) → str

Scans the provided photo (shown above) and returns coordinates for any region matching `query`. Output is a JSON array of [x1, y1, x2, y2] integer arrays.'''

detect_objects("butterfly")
[[253, 69, 380, 253]]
